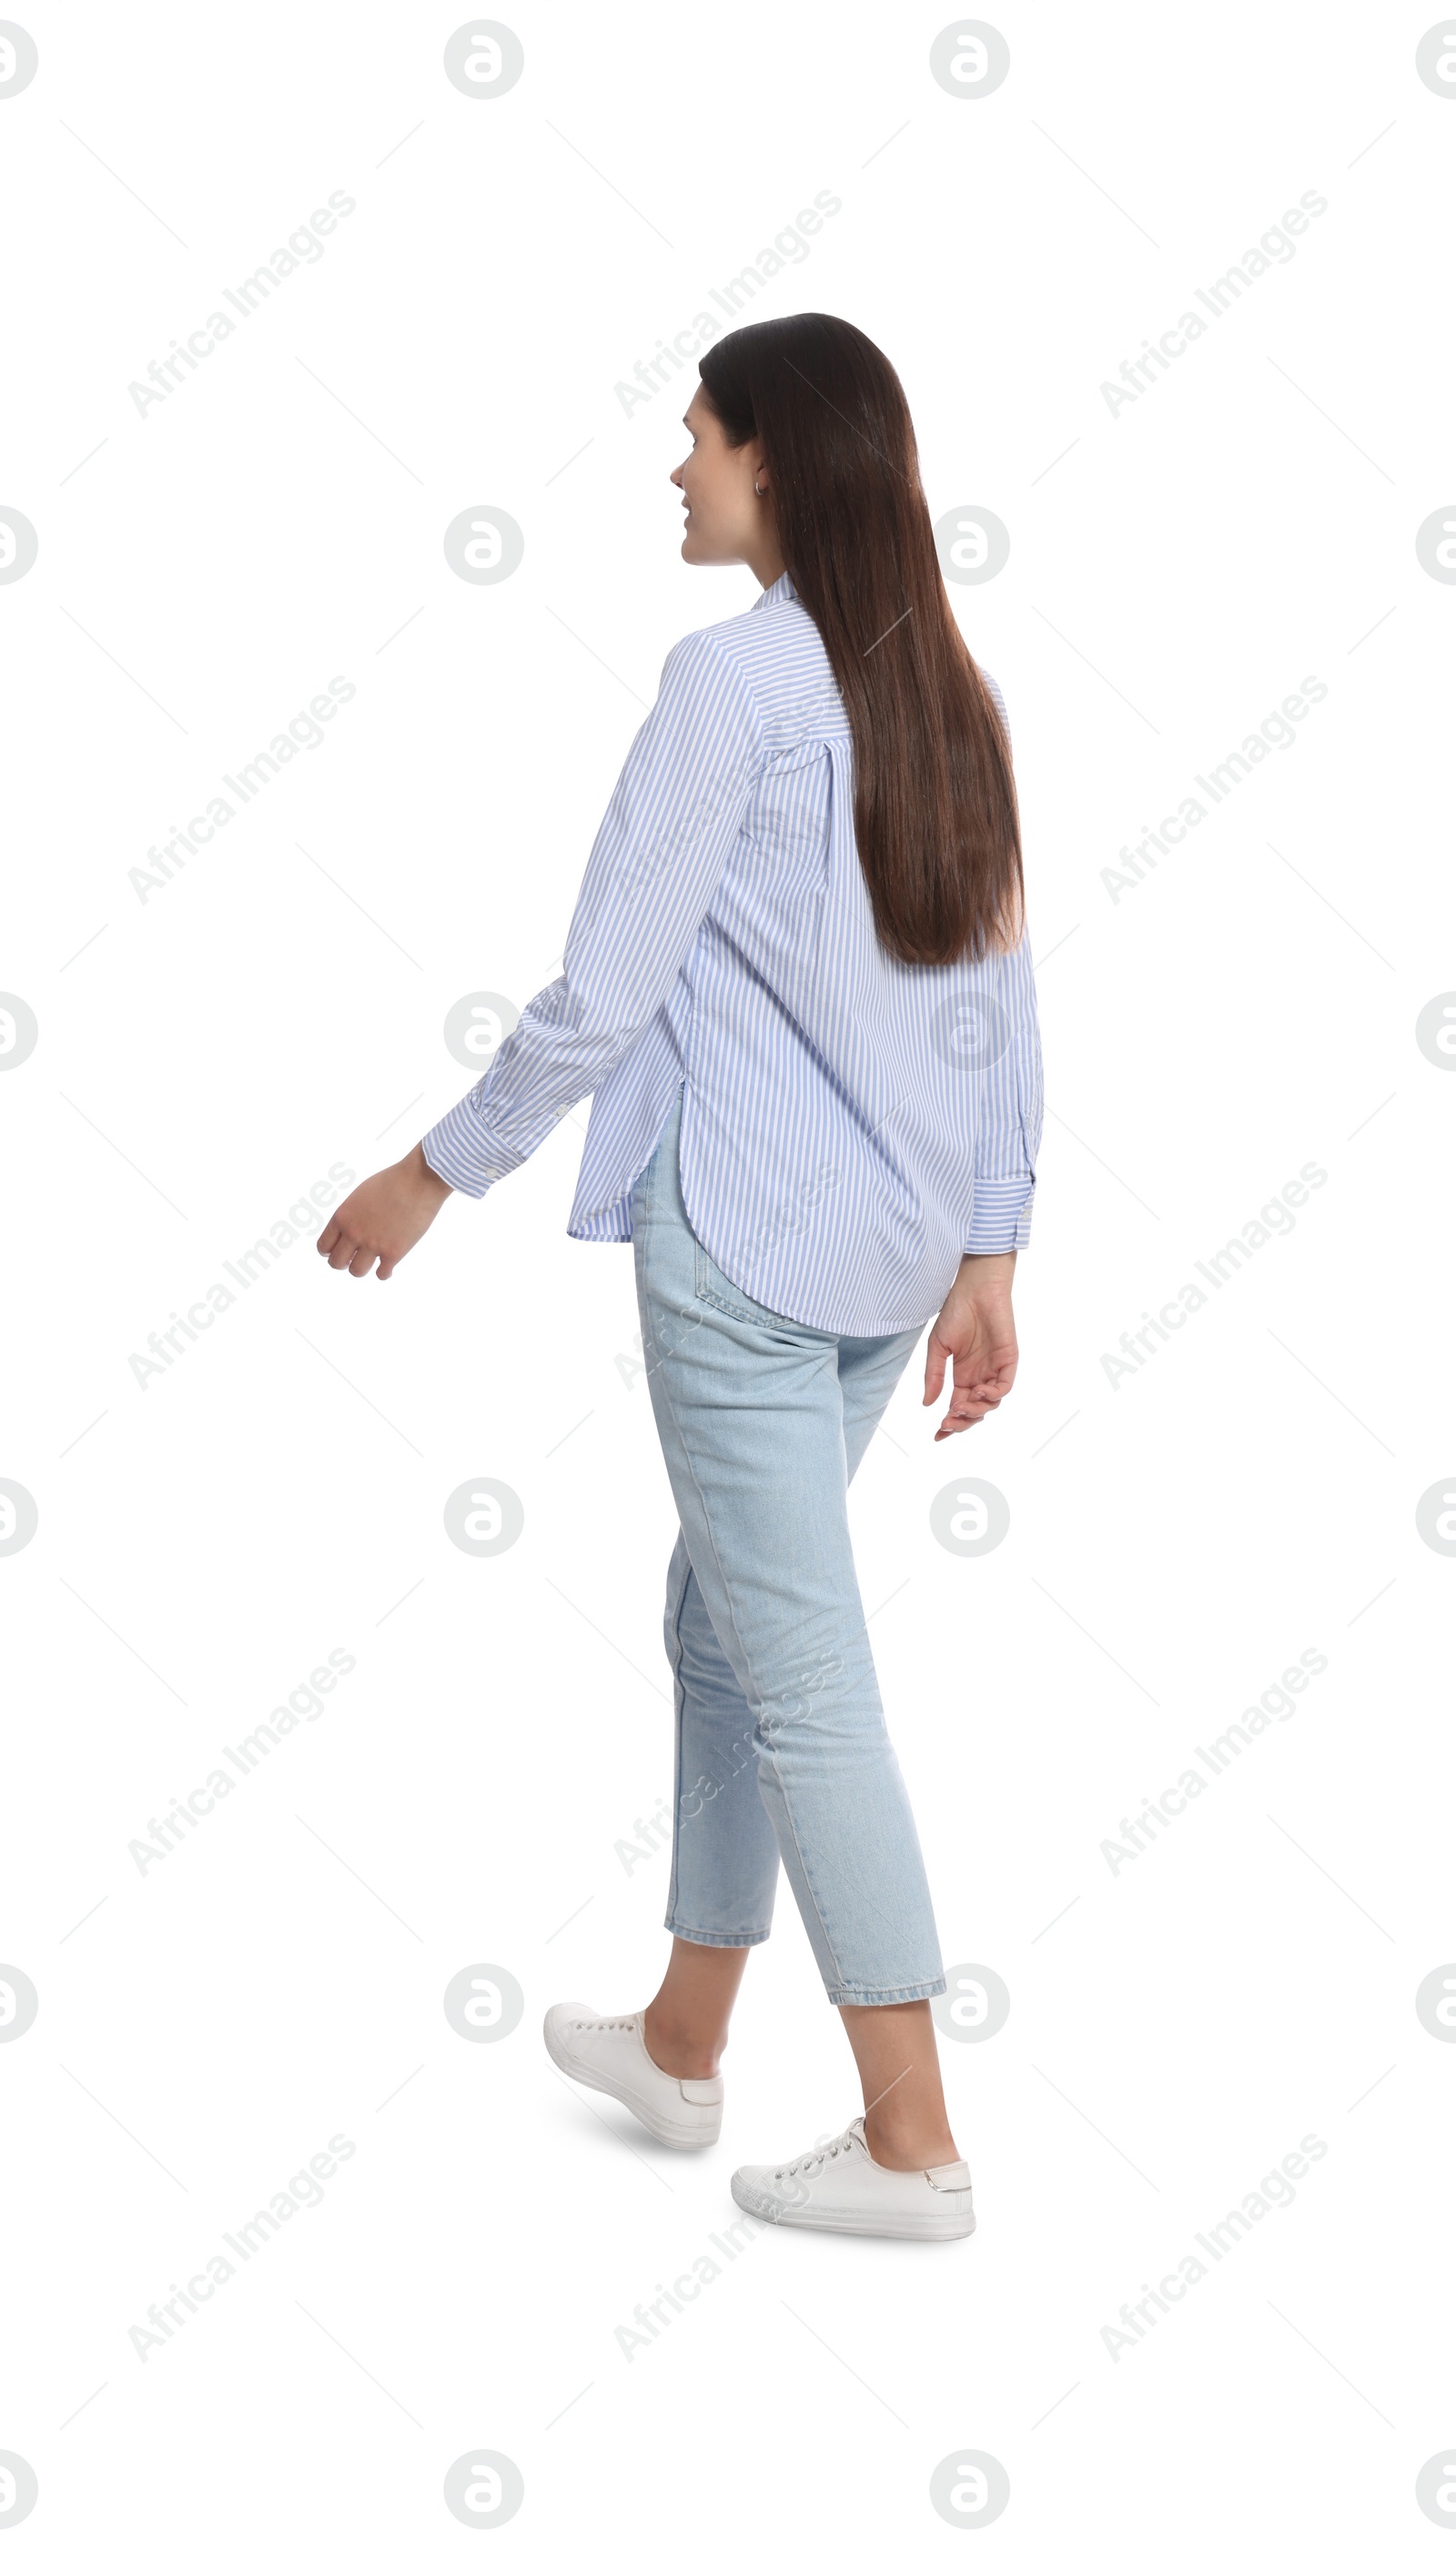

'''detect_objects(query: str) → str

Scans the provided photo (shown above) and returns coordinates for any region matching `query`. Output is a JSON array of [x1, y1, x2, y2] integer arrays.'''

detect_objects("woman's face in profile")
[[671, 386, 767, 566]]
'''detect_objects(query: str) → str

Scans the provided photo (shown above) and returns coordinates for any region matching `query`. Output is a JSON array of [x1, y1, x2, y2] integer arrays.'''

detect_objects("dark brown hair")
[[698, 313, 1023, 966]]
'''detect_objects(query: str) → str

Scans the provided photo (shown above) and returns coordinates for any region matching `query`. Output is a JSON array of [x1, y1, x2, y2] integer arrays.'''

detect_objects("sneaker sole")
[[545, 2033, 722, 2150], [731, 2172, 975, 2239]]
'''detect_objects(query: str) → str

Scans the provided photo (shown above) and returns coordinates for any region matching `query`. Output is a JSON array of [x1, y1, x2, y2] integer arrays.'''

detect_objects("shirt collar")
[[753, 569, 797, 610]]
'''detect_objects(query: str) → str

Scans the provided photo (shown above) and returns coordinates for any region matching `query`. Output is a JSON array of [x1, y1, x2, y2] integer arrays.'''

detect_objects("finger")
[[327, 1231, 362, 1269], [953, 1381, 993, 1416], [939, 1381, 998, 1433], [923, 1339, 948, 1404], [937, 1398, 989, 1434], [954, 1363, 1012, 1410], [348, 1247, 379, 1280], [934, 1404, 985, 1439], [317, 1216, 341, 1255]]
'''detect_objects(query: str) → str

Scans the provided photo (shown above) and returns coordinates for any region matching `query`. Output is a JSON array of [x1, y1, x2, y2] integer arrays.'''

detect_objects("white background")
[[3, 2, 1454, 2541]]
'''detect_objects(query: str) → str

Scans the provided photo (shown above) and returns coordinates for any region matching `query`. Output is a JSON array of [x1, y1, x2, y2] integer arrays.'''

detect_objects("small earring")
[[753, 479, 764, 497]]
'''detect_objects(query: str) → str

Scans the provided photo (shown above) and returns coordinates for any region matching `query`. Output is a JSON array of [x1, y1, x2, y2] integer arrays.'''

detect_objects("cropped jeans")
[[630, 1089, 946, 2008]]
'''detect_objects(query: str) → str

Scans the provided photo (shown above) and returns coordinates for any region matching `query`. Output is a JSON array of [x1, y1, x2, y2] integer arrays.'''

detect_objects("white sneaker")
[[543, 2003, 723, 2150], [731, 2116, 975, 2239]]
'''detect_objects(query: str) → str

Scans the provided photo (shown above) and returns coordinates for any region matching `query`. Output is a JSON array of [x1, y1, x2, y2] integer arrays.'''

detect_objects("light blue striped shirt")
[[423, 571, 1044, 1335]]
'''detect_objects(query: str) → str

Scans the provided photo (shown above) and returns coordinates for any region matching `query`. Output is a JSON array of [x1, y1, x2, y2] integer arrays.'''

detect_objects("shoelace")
[[775, 2132, 854, 2181]]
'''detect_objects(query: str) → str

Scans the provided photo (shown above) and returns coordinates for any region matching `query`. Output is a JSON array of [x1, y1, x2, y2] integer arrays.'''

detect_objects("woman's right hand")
[[923, 1253, 1019, 1439], [316, 1144, 454, 1280]]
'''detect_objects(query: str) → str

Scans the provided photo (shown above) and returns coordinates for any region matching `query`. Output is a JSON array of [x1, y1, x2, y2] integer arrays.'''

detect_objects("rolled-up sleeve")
[[423, 631, 764, 1197], [963, 926, 1043, 1251], [962, 671, 1044, 1254]]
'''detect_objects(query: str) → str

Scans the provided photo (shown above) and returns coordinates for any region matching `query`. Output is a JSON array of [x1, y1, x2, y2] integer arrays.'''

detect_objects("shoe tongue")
[[844, 2116, 869, 2151]]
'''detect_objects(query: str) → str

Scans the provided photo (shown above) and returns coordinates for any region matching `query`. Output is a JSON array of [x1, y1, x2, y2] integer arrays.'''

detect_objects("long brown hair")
[[698, 313, 1023, 967]]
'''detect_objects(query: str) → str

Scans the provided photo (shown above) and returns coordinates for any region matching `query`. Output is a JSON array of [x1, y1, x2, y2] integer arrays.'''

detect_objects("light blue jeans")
[[630, 1088, 946, 2007]]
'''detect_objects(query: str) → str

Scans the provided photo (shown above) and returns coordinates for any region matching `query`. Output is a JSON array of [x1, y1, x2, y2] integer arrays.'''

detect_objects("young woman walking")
[[317, 313, 1043, 2241]]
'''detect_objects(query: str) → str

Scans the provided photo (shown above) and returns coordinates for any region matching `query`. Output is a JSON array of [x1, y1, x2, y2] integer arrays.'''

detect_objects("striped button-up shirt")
[[423, 571, 1044, 1335]]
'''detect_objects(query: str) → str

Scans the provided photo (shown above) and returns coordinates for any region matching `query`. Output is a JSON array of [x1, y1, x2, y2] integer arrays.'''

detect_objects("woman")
[[317, 313, 1043, 2241]]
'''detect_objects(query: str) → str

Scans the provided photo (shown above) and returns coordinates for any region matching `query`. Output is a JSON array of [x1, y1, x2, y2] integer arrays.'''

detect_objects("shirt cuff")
[[420, 1087, 523, 1199], [964, 1177, 1035, 1253]]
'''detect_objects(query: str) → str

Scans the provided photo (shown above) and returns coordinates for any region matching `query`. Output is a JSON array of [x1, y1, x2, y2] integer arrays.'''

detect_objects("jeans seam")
[[827, 1976, 946, 2007], [669, 1553, 782, 1940], [666, 1921, 773, 1948], [662, 1548, 693, 1933], [753, 1730, 846, 1997]]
